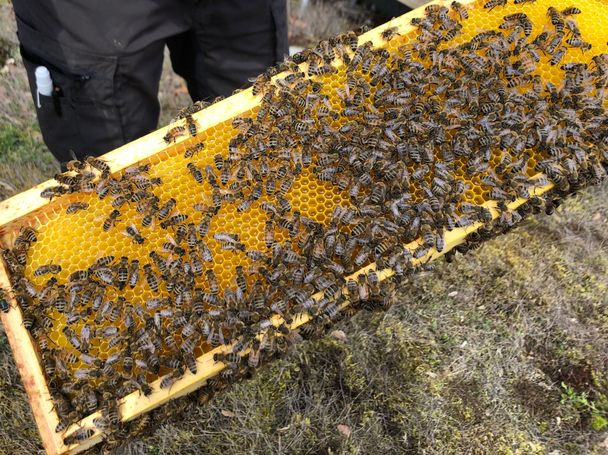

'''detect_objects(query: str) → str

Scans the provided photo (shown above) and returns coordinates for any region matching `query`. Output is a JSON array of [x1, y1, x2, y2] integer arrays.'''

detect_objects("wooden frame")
[[0, 0, 559, 452]]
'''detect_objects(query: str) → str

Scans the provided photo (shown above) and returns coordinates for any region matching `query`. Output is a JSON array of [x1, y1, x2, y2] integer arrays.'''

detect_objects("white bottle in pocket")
[[35, 66, 53, 108]]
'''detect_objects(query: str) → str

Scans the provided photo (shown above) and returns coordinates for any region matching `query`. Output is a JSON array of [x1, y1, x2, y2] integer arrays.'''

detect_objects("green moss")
[[0, 123, 58, 198], [0, 124, 53, 165]]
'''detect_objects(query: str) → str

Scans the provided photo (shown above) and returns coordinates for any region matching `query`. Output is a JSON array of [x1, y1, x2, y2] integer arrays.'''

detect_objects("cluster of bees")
[[1, 0, 607, 447]]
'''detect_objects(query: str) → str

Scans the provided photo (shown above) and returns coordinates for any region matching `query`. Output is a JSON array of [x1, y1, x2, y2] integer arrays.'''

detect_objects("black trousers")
[[13, 0, 288, 165]]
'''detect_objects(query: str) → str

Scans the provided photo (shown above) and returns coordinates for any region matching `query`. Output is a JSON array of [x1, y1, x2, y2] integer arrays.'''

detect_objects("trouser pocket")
[[16, 15, 125, 165]]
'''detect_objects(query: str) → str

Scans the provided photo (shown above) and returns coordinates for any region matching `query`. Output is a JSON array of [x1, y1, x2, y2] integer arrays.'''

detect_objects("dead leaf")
[[592, 212, 602, 222], [331, 330, 347, 342], [337, 424, 351, 438], [174, 81, 189, 95], [448, 291, 458, 297], [221, 409, 235, 418]]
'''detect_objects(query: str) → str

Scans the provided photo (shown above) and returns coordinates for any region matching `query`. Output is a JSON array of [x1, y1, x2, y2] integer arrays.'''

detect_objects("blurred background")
[[0, 0, 607, 454]]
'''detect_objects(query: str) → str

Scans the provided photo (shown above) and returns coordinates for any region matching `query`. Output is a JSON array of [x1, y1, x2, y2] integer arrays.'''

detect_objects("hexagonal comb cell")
[[2, 0, 606, 439]]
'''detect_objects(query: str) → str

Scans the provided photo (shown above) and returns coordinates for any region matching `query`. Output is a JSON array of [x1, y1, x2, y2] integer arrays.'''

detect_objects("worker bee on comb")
[[163, 125, 186, 144]]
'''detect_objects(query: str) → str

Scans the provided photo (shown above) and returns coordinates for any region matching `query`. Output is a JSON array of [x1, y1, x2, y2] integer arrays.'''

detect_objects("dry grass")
[[288, 0, 373, 47], [0, 2, 607, 454]]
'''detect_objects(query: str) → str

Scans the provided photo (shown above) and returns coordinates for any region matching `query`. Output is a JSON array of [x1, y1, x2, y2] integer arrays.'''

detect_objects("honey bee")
[[566, 36, 592, 51], [159, 366, 185, 390], [234, 265, 248, 293], [124, 163, 151, 176], [143, 264, 160, 292], [110, 195, 128, 208], [111, 256, 129, 290], [157, 197, 177, 220], [276, 194, 291, 213], [205, 269, 219, 296], [124, 223, 145, 244], [451, 1, 469, 19], [103, 209, 121, 231], [160, 213, 188, 229], [181, 333, 202, 353], [84, 155, 110, 174], [180, 222, 196, 249], [65, 202, 89, 214], [216, 235, 246, 252], [550, 46, 567, 66], [64, 159, 85, 172], [163, 234, 186, 256], [250, 73, 271, 96], [381, 26, 400, 41], [187, 162, 204, 184], [172, 101, 209, 123], [193, 239, 212, 263], [15, 226, 38, 247], [0, 287, 11, 313], [483, 0, 506, 10], [195, 214, 212, 238], [561, 6, 581, 15], [63, 428, 95, 445], [40, 185, 68, 200], [163, 125, 186, 144], [62, 326, 81, 351], [183, 142, 205, 159], [413, 245, 430, 260], [548, 7, 565, 33], [68, 268, 90, 283], [92, 416, 110, 431], [94, 178, 111, 199], [92, 255, 115, 269], [207, 155, 224, 175], [185, 114, 198, 137], [564, 19, 581, 37], [34, 263, 62, 276]]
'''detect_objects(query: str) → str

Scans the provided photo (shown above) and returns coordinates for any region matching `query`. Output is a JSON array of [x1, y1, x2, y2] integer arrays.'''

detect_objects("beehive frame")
[[2, 0, 606, 450]]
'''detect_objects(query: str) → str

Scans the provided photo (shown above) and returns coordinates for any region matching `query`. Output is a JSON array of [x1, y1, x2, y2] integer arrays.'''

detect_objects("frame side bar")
[[0, 260, 66, 455]]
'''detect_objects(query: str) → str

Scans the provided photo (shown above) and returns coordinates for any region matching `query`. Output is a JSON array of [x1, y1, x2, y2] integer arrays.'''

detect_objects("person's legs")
[[13, 9, 173, 166], [113, 45, 165, 148], [168, 0, 289, 101]]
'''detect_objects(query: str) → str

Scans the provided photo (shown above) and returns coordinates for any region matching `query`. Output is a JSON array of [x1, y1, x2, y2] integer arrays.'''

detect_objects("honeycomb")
[[2, 0, 607, 438]]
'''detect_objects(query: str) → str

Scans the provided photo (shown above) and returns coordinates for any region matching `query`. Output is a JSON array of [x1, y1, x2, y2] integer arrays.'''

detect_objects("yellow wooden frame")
[[0, 0, 557, 453]]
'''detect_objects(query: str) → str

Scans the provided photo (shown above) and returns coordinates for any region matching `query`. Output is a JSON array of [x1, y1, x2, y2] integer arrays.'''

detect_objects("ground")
[[0, 1, 607, 454]]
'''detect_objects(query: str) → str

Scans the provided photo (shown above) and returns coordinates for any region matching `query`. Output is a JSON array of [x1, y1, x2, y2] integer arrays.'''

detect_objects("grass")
[[0, 1, 607, 454], [288, 0, 373, 47], [0, 124, 58, 199]]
